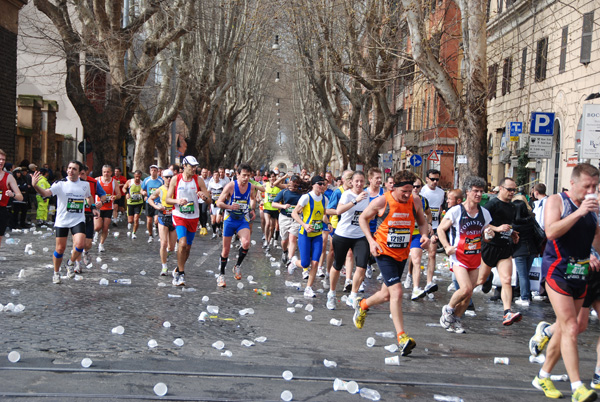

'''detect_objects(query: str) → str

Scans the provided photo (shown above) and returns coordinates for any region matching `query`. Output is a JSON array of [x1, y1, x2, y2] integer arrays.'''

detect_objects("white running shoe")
[[358, 282, 365, 293], [93, 232, 99, 243], [304, 286, 316, 298], [515, 298, 530, 307], [302, 269, 309, 280], [365, 265, 373, 279], [262, 240, 268, 248], [403, 274, 412, 289], [326, 291, 336, 310], [52, 272, 61, 284], [148, 236, 153, 243], [317, 266, 325, 277], [287, 256, 297, 274], [131, 233, 137, 239], [343, 279, 352, 292], [98, 243, 105, 253], [346, 294, 357, 308], [127, 223, 132, 230], [82, 251, 91, 266]]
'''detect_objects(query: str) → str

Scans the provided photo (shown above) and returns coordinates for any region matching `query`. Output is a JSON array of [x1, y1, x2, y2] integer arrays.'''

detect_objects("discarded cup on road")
[[198, 312, 209, 321], [101, 264, 108, 270], [153, 382, 168, 397], [366, 337, 376, 347], [43, 247, 49, 252], [163, 321, 171, 328], [24, 244, 32, 253], [7, 351, 20, 363], [433, 395, 464, 402], [241, 339, 254, 347], [360, 387, 381, 401], [4, 303, 14, 312], [139, 270, 146, 276], [305, 304, 313, 312], [237, 282, 244, 289], [282, 370, 293, 380], [113, 232, 119, 238], [247, 275, 253, 282], [287, 307, 295, 313], [275, 269, 281, 276], [96, 257, 102, 263], [99, 278, 109, 286], [287, 296, 295, 304], [385, 356, 400, 365], [81, 358, 93, 368], [74, 275, 83, 281], [494, 357, 509, 365], [114, 278, 130, 284], [330, 318, 342, 326], [333, 378, 349, 391], [18, 269, 25, 278], [148, 339, 158, 348], [202, 296, 209, 303], [346, 381, 359, 394], [207, 305, 219, 314], [281, 390, 293, 401], [375, 331, 395, 338], [550, 374, 569, 382], [10, 289, 20, 296], [384, 344, 398, 353], [323, 359, 337, 368], [255, 336, 267, 343], [167, 294, 181, 298], [111, 326, 125, 335], [13, 304, 25, 313], [305, 315, 312, 321], [529, 354, 545, 364], [212, 341, 225, 350], [221, 350, 232, 357], [294, 303, 303, 309], [173, 338, 184, 347]]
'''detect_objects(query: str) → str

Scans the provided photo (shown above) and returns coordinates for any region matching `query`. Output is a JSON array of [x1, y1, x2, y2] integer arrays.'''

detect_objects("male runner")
[[123, 170, 144, 239], [95, 165, 121, 252], [418, 169, 444, 296], [208, 171, 225, 238], [198, 167, 211, 236], [263, 171, 282, 251], [79, 166, 106, 269], [141, 165, 163, 243], [112, 167, 127, 225], [148, 169, 177, 276], [0, 149, 24, 248]]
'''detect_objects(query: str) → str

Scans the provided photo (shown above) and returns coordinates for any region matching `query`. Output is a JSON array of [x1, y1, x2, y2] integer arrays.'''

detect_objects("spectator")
[[512, 194, 539, 307], [532, 183, 548, 229], [35, 168, 51, 225], [11, 168, 30, 228]]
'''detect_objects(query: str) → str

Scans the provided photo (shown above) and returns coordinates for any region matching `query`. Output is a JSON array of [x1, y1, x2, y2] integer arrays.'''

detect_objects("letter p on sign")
[[530, 112, 555, 135]]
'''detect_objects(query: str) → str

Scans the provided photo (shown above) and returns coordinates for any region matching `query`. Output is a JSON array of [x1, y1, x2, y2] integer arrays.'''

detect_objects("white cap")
[[182, 156, 199, 166], [225, 169, 232, 175], [162, 169, 174, 177]]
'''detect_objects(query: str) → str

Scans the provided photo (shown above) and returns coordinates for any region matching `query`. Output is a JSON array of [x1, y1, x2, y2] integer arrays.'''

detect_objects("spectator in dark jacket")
[[512, 194, 540, 306]]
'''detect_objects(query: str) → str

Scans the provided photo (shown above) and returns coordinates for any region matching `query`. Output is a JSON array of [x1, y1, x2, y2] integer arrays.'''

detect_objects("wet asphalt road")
[[0, 218, 598, 401]]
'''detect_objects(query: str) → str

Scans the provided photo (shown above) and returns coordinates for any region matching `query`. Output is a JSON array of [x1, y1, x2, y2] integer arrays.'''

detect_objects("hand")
[[579, 198, 599, 216], [511, 230, 520, 244], [31, 171, 41, 186], [285, 204, 291, 210], [110, 195, 116, 202], [356, 191, 368, 202], [230, 203, 240, 211], [304, 223, 314, 233], [197, 191, 207, 201], [250, 210, 256, 220], [420, 235, 431, 249], [95, 202, 102, 209], [5, 190, 14, 198], [92, 209, 100, 218], [369, 240, 383, 257], [178, 198, 188, 206], [591, 254, 600, 271], [497, 224, 512, 232], [444, 244, 456, 255]]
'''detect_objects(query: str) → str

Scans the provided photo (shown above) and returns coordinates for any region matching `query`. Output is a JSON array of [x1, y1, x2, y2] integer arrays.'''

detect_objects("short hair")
[[462, 176, 487, 195], [448, 188, 464, 201], [68, 160, 84, 172], [237, 164, 252, 174], [352, 171, 365, 179], [533, 183, 546, 195], [342, 170, 354, 180], [218, 166, 225, 171], [368, 167, 382, 178], [114, 167, 122, 172], [0, 149, 5, 157], [102, 164, 113, 171], [426, 169, 440, 178], [498, 177, 515, 187], [572, 163, 599, 181], [393, 170, 416, 186], [269, 171, 276, 177], [39, 168, 49, 175], [134, 170, 143, 175]]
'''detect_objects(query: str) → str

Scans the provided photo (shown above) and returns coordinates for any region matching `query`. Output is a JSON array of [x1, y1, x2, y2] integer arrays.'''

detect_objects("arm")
[[545, 193, 599, 241], [122, 180, 131, 200], [196, 178, 210, 203], [273, 174, 288, 189], [6, 174, 23, 201], [436, 217, 455, 255], [249, 186, 257, 220], [413, 197, 430, 248], [291, 203, 313, 233], [166, 176, 187, 206], [31, 171, 53, 198], [216, 182, 235, 210], [114, 180, 121, 200], [359, 196, 386, 256]]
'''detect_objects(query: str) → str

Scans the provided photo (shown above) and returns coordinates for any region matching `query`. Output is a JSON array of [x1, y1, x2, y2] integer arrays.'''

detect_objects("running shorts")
[[481, 242, 513, 268], [223, 218, 250, 237], [128, 204, 143, 216], [376, 254, 408, 287], [279, 214, 299, 240], [298, 233, 323, 267], [56, 221, 86, 238], [332, 234, 369, 270]]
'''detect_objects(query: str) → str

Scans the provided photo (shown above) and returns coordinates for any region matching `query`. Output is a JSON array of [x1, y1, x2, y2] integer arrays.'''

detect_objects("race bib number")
[[149, 187, 158, 195], [212, 189, 222, 201], [267, 193, 276, 202], [285, 206, 295, 214], [311, 220, 323, 231], [351, 210, 361, 226], [131, 193, 142, 201], [233, 201, 249, 214], [180, 202, 195, 214], [0, 190, 3, 200], [463, 236, 482, 255], [431, 208, 440, 221], [67, 198, 84, 213], [566, 258, 589, 280], [386, 228, 410, 248], [500, 228, 513, 241]]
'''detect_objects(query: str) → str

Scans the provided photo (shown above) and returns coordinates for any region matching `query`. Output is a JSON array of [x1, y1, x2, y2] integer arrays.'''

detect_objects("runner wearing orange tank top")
[[354, 170, 430, 356], [94, 165, 121, 252], [0, 149, 24, 248]]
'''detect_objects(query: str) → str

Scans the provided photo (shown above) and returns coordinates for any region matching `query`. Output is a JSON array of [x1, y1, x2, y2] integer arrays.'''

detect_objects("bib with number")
[[566, 258, 589, 280], [311, 220, 323, 231], [180, 202, 195, 214], [285, 206, 295, 214], [431, 207, 440, 221], [131, 193, 142, 201], [351, 210, 361, 226], [386, 228, 410, 248], [67, 198, 84, 213]]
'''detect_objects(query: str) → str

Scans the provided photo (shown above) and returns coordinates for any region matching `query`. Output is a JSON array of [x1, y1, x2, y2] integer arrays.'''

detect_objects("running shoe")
[[341, 266, 346, 277], [572, 385, 596, 402], [282, 252, 289, 265], [132, 233, 137, 239], [343, 279, 352, 292], [128, 223, 132, 230], [591, 373, 600, 390], [503, 311, 522, 326], [98, 243, 105, 252], [326, 291, 336, 310], [447, 282, 456, 292], [447, 317, 465, 334], [217, 274, 226, 287], [304, 286, 316, 298], [424, 282, 438, 294], [74, 262, 82, 274], [376, 273, 383, 282], [365, 265, 373, 279], [353, 298, 367, 329], [346, 294, 357, 308], [481, 274, 493, 293], [403, 273, 413, 289], [358, 282, 365, 293], [411, 287, 426, 301], [302, 268, 309, 280], [148, 236, 153, 243], [439, 305, 455, 329], [160, 267, 168, 276], [82, 251, 91, 266], [212, 233, 217, 239], [176, 273, 186, 286], [93, 232, 99, 243], [529, 321, 552, 356], [172, 269, 185, 286], [465, 303, 476, 317], [515, 298, 530, 307], [262, 240, 268, 248], [398, 333, 416, 356], [532, 376, 563, 399], [317, 266, 325, 278], [66, 262, 75, 278], [288, 256, 297, 274], [112, 219, 117, 227], [52, 272, 61, 284], [233, 265, 242, 280]]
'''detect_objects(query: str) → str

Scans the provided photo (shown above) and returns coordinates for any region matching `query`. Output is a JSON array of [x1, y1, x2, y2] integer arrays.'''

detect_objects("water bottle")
[[323, 359, 337, 368], [6, 238, 20, 245], [359, 388, 381, 401], [375, 331, 395, 338], [113, 279, 131, 285], [433, 395, 464, 402]]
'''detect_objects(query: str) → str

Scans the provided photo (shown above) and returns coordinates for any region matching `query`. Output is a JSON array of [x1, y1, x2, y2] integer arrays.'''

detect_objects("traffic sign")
[[78, 140, 93, 155], [530, 112, 555, 135], [409, 154, 422, 167], [427, 150, 440, 162], [529, 135, 553, 158], [509, 122, 523, 142]]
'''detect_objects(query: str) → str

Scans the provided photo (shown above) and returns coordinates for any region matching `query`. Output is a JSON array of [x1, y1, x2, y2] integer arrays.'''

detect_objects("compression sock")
[[236, 247, 248, 266]]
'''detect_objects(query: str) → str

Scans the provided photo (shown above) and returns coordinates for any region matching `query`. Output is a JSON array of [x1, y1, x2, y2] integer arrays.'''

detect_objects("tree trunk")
[[132, 129, 158, 171]]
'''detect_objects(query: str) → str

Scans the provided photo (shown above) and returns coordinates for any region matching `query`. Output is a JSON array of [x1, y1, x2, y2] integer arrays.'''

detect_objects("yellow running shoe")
[[398, 333, 416, 356], [572, 385, 597, 402], [353, 298, 367, 329], [532, 376, 563, 399]]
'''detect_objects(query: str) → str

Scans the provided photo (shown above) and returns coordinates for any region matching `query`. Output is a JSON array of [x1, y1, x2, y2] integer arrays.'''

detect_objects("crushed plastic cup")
[[275, 270, 281, 276], [384, 344, 398, 353], [305, 304, 313, 312], [375, 331, 395, 338], [212, 341, 225, 350], [247, 275, 253, 282], [74, 275, 83, 281], [251, 240, 256, 245], [140, 270, 146, 276], [198, 312, 209, 321], [86, 263, 93, 269], [96, 257, 102, 263], [333, 378, 348, 391], [550, 374, 569, 382], [282, 370, 293, 380], [366, 337, 376, 347], [330, 318, 342, 326], [10, 289, 20, 296], [153, 382, 168, 397], [167, 294, 181, 298], [221, 350, 232, 357], [323, 359, 337, 368], [111, 325, 125, 335], [163, 321, 171, 328], [529, 354, 546, 364], [341, 295, 348, 302], [241, 339, 254, 347], [101, 264, 108, 270], [24, 244, 32, 253], [239, 308, 254, 316], [287, 297, 295, 304], [385, 355, 400, 365], [18, 269, 25, 278], [148, 339, 158, 348], [43, 247, 49, 252], [7, 351, 20, 363], [207, 306, 219, 314], [81, 357, 93, 368], [305, 315, 312, 321], [281, 390, 293, 401], [173, 338, 184, 347], [113, 232, 120, 238], [127, 231, 131, 237], [13, 304, 25, 313], [494, 357, 509, 365], [254, 336, 267, 343], [99, 278, 109, 286], [287, 307, 296, 313], [27, 250, 35, 255], [237, 282, 244, 289], [359, 387, 381, 401], [202, 296, 209, 303], [294, 303, 303, 309], [346, 381, 359, 394], [4, 303, 15, 312]]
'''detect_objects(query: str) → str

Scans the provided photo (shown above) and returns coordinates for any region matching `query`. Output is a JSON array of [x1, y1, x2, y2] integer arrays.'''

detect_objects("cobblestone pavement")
[[0, 219, 598, 401]]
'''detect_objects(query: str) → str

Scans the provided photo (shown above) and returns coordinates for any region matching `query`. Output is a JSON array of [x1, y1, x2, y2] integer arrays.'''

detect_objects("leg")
[[101, 217, 110, 244], [497, 257, 515, 311], [426, 237, 437, 285], [159, 224, 168, 264], [449, 266, 478, 317]]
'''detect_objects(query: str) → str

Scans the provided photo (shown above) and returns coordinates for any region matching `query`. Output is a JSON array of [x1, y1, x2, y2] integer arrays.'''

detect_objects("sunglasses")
[[503, 187, 517, 192], [164, 176, 173, 179], [413, 185, 422, 188], [428, 177, 440, 182], [316, 182, 325, 186]]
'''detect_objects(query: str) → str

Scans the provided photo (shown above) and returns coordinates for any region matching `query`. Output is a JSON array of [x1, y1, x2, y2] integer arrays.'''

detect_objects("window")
[[407, 107, 413, 131], [433, 93, 438, 124], [581, 12, 594, 65], [559, 26, 568, 73], [426, 95, 430, 129], [535, 37, 548, 82], [421, 101, 426, 130], [520, 48, 527, 89], [502, 57, 512, 95], [497, 0, 503, 13], [488, 63, 498, 100]]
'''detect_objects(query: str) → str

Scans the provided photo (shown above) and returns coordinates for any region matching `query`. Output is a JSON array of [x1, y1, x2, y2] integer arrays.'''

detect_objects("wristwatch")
[[352, 199, 357, 205]]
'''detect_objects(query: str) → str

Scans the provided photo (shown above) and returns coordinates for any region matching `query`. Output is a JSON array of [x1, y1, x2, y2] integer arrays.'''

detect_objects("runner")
[[327, 171, 370, 309], [112, 167, 127, 225], [354, 170, 429, 356], [437, 176, 492, 333], [32, 161, 99, 284], [207, 171, 225, 239], [289, 175, 330, 298], [94, 165, 121, 252], [364, 167, 384, 282], [141, 164, 163, 243], [123, 170, 144, 239], [476, 176, 522, 325], [0, 149, 24, 248], [215, 164, 258, 288], [166, 156, 210, 286], [406, 177, 432, 300], [79, 165, 106, 270], [198, 167, 211, 236], [385, 176, 394, 193], [531, 163, 600, 401], [262, 171, 282, 252], [148, 169, 177, 276]]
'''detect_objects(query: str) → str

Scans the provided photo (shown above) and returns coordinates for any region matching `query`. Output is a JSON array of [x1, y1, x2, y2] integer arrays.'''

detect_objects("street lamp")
[[272, 35, 280, 50]]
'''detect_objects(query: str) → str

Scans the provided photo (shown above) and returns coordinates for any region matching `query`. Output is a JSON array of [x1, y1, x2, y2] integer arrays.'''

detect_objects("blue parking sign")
[[530, 112, 555, 135]]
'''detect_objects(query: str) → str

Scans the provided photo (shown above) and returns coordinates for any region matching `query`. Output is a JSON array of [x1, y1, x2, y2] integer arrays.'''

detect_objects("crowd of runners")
[[1, 148, 599, 401]]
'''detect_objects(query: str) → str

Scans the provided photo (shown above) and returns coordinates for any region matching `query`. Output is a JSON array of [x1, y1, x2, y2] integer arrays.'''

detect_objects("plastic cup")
[[148, 339, 158, 348], [163, 321, 171, 328], [212, 340, 225, 350], [7, 351, 20, 363], [281, 390, 293, 401], [111, 326, 124, 335], [287, 307, 296, 313], [346, 381, 359, 394], [384, 344, 398, 353], [305, 304, 313, 312], [333, 378, 347, 391], [366, 337, 376, 347], [282, 370, 293, 380], [385, 355, 400, 365], [153, 382, 168, 397], [202, 296, 209, 303], [305, 315, 312, 321], [198, 312, 209, 321], [221, 350, 232, 357], [255, 336, 267, 343], [173, 338, 184, 347], [207, 306, 219, 314], [287, 296, 295, 304], [275, 269, 281, 276], [81, 358, 92, 368]]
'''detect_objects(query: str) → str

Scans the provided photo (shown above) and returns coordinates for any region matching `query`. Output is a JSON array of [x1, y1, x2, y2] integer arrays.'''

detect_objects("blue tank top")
[[368, 187, 384, 233], [225, 181, 251, 220]]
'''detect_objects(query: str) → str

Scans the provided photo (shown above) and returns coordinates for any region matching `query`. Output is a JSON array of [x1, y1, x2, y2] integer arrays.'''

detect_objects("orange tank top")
[[374, 192, 416, 261], [97, 177, 116, 211]]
